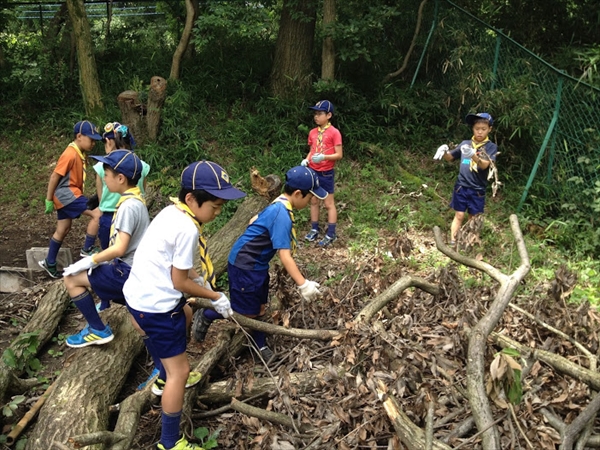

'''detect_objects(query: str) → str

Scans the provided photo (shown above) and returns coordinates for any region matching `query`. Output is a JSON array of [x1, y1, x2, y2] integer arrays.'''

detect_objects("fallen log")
[[0, 282, 70, 402], [230, 397, 312, 433], [26, 306, 145, 449]]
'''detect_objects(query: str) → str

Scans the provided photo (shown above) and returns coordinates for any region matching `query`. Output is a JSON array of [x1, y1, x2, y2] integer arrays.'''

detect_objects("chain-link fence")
[[413, 0, 600, 225]]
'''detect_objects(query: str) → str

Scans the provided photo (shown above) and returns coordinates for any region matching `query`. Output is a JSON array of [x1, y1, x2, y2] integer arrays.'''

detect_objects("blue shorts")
[[228, 263, 269, 315], [98, 212, 114, 249], [449, 184, 486, 215], [314, 169, 335, 194], [127, 298, 187, 359], [88, 259, 130, 304], [57, 196, 88, 220]]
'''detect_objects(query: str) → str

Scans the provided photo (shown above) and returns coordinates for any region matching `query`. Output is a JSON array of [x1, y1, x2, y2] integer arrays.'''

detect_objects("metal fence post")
[[410, 0, 439, 89], [491, 35, 501, 90]]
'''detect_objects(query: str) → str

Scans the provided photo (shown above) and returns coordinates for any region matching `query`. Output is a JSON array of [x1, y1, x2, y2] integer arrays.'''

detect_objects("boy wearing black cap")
[[302, 100, 343, 247], [192, 166, 327, 363], [39, 120, 104, 278], [433, 112, 498, 245], [62, 150, 150, 348], [123, 161, 245, 450]]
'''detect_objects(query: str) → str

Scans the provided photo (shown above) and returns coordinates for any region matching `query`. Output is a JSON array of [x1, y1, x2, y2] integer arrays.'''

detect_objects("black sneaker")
[[259, 346, 275, 364], [38, 259, 61, 278], [192, 309, 211, 342]]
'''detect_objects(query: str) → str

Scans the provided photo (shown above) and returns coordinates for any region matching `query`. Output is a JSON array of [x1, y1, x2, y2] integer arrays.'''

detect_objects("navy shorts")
[[127, 298, 187, 359], [449, 184, 486, 215], [98, 212, 114, 249], [57, 196, 88, 220], [228, 263, 269, 315], [88, 259, 130, 304], [314, 169, 335, 194]]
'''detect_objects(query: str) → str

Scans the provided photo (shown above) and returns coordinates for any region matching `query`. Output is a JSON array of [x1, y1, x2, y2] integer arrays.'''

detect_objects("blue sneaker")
[[66, 325, 114, 348], [137, 367, 160, 390], [305, 229, 319, 242], [318, 234, 337, 247]]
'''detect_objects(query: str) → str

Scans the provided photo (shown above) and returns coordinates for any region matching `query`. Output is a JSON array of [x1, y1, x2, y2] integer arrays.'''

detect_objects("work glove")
[[62, 256, 99, 277], [211, 292, 233, 318], [300, 159, 309, 167], [298, 280, 321, 302], [45, 199, 55, 214], [311, 153, 325, 164], [433, 144, 448, 160], [460, 144, 476, 159]]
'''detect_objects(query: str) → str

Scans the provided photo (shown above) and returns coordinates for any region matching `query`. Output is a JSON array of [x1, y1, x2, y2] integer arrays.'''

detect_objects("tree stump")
[[147, 76, 167, 141], [117, 90, 146, 146]]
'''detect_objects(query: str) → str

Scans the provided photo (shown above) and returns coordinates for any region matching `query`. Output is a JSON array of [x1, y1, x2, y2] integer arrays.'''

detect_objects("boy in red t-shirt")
[[301, 100, 343, 247]]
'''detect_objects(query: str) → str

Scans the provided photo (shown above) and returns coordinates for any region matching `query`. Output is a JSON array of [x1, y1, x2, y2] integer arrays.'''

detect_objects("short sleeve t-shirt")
[[123, 205, 198, 313], [112, 198, 150, 266], [53, 145, 85, 208], [228, 202, 293, 271], [307, 125, 342, 172], [95, 160, 151, 213], [449, 139, 498, 191]]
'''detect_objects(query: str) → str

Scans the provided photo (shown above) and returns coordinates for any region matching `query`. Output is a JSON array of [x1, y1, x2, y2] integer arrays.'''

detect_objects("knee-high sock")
[[83, 233, 96, 251], [47, 237, 62, 265], [72, 291, 105, 330], [160, 410, 182, 449]]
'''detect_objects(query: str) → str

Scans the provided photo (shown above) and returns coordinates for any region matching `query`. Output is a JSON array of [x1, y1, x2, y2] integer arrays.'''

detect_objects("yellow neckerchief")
[[170, 197, 215, 289], [316, 122, 331, 153], [469, 136, 489, 172], [69, 141, 86, 186], [109, 187, 145, 247], [273, 195, 297, 256]]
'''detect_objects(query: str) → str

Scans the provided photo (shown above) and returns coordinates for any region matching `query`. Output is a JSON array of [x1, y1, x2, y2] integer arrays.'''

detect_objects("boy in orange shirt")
[[39, 120, 103, 278]]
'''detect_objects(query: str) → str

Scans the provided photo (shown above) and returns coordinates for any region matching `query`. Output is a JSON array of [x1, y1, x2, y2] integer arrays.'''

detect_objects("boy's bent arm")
[[171, 266, 220, 300], [92, 231, 131, 263], [278, 249, 305, 286], [46, 172, 62, 200]]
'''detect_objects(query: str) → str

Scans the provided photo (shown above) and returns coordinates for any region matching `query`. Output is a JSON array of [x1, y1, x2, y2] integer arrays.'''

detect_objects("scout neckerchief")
[[109, 187, 145, 247], [170, 197, 215, 289], [69, 142, 86, 186], [469, 136, 489, 172], [315, 122, 331, 154], [273, 196, 297, 256]]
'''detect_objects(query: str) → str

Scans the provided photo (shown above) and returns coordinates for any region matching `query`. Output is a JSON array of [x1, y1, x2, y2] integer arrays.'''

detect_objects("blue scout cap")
[[180, 161, 246, 200], [285, 166, 328, 200], [309, 100, 334, 114], [74, 120, 102, 140], [465, 112, 494, 126], [90, 150, 142, 180]]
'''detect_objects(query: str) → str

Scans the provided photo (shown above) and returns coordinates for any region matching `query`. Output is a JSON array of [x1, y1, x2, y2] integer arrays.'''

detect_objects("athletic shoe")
[[137, 367, 160, 390], [191, 309, 211, 342], [80, 246, 100, 257], [38, 259, 61, 278], [66, 325, 114, 348], [156, 436, 205, 450], [151, 371, 203, 396], [318, 234, 337, 247], [259, 346, 275, 364], [304, 229, 319, 242]]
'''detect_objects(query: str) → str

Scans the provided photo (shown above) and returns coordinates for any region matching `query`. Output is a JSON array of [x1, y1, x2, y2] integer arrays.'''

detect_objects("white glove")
[[311, 154, 325, 164], [211, 292, 233, 318], [193, 276, 213, 291], [300, 159, 309, 167], [433, 144, 449, 160], [461, 144, 476, 159], [63, 256, 98, 277], [298, 280, 321, 302]]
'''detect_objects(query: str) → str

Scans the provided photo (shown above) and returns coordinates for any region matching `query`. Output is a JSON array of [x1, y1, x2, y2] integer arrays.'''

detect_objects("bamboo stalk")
[[6, 382, 55, 445]]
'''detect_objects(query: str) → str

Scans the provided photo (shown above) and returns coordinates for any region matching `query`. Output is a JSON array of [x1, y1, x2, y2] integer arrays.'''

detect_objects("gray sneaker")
[[38, 259, 61, 278], [259, 346, 275, 363], [192, 309, 212, 342]]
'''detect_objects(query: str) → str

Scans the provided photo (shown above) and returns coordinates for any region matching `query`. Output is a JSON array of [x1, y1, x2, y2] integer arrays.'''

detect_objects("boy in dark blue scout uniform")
[[192, 166, 326, 362], [433, 112, 498, 245]]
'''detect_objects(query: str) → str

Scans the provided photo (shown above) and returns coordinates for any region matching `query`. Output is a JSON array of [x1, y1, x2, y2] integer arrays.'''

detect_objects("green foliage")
[[193, 426, 221, 449], [2, 331, 42, 377], [2, 395, 26, 417]]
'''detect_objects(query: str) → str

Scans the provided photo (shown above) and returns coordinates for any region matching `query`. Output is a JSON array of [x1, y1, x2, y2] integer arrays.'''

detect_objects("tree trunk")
[[26, 307, 144, 449], [0, 282, 69, 403], [117, 90, 147, 146], [270, 0, 318, 98], [321, 0, 336, 81], [147, 76, 168, 142], [66, 0, 103, 116], [170, 0, 196, 81]]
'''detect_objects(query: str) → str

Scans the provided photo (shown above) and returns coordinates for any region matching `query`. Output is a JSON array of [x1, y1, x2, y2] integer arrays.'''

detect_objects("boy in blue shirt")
[[433, 112, 498, 245], [192, 166, 326, 362], [123, 161, 245, 450], [62, 150, 150, 347]]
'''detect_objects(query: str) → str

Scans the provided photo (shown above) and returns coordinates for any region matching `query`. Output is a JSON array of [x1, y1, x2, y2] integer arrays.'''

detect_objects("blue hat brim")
[[311, 186, 328, 200], [205, 186, 247, 201]]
